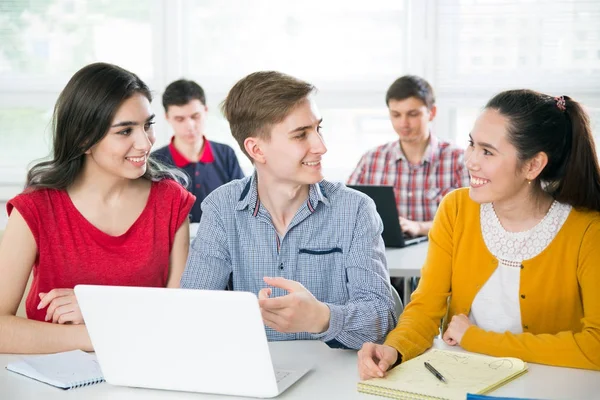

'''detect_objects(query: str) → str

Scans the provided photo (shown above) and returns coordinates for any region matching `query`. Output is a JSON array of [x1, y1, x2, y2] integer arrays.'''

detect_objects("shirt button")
[[520, 265, 524, 269], [279, 263, 284, 270], [523, 325, 528, 330], [520, 294, 526, 299]]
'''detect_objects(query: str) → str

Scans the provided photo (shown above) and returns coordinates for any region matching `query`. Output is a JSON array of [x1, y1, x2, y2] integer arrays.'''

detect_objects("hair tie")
[[555, 96, 566, 112]]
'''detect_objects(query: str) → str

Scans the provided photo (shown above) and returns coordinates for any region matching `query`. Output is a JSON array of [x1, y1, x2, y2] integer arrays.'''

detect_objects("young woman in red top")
[[0, 63, 195, 354]]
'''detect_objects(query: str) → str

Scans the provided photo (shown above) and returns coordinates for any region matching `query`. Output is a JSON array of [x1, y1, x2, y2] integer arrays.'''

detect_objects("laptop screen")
[[347, 185, 427, 248]]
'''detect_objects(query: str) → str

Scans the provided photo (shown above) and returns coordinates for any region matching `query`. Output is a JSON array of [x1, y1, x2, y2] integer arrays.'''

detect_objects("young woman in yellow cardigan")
[[358, 90, 600, 377]]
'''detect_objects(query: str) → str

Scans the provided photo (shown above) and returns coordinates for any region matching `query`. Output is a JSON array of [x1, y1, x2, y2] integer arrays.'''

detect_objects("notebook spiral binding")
[[68, 377, 106, 390]]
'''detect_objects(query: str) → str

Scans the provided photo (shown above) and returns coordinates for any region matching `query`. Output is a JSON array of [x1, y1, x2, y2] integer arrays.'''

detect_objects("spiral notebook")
[[6, 349, 105, 390], [357, 349, 528, 400]]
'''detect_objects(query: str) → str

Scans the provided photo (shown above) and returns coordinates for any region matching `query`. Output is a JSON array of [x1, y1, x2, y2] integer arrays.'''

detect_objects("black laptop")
[[348, 185, 428, 248]]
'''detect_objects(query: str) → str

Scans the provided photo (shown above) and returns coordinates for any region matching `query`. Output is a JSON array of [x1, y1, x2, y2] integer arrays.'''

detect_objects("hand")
[[357, 342, 399, 379], [399, 217, 422, 237], [258, 277, 330, 334], [442, 314, 473, 346], [37, 289, 84, 325]]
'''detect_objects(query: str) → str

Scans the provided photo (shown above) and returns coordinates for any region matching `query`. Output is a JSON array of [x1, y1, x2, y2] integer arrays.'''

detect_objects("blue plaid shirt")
[[181, 173, 396, 349]]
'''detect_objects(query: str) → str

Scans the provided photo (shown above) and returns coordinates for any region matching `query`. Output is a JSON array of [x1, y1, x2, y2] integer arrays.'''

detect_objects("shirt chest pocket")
[[298, 247, 342, 255], [296, 247, 347, 304]]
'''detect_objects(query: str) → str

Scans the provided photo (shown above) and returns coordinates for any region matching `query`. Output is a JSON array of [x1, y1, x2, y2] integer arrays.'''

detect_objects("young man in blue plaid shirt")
[[181, 71, 396, 350]]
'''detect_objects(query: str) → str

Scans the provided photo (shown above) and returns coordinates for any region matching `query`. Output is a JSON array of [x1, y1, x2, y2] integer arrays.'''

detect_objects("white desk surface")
[[385, 242, 428, 278], [2, 339, 598, 400]]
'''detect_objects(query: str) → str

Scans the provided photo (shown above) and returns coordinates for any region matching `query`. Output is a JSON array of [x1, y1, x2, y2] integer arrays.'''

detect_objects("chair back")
[[390, 285, 404, 318]]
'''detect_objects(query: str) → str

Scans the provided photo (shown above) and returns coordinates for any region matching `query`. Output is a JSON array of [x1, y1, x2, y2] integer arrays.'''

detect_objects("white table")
[[386, 242, 428, 305], [2, 340, 598, 400]]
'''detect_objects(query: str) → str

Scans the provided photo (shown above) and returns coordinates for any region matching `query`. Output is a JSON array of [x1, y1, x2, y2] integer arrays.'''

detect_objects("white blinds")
[[435, 0, 600, 95]]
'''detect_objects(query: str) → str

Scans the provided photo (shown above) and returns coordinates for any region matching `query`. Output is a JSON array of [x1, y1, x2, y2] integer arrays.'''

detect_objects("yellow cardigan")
[[384, 188, 600, 370]]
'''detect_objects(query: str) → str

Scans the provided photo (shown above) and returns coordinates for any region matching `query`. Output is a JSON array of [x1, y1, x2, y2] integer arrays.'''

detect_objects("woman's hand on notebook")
[[37, 289, 85, 325], [442, 314, 473, 346], [357, 342, 399, 379]]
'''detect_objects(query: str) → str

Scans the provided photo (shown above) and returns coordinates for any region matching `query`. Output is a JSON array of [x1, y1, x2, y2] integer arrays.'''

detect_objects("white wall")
[[0, 202, 7, 230]]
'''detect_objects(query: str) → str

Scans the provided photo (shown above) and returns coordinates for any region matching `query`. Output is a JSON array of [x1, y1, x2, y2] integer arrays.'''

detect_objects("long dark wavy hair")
[[486, 89, 600, 212], [26, 62, 186, 191]]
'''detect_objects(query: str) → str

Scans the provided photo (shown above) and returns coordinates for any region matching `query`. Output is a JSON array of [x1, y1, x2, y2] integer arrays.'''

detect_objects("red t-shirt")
[[7, 179, 195, 321]]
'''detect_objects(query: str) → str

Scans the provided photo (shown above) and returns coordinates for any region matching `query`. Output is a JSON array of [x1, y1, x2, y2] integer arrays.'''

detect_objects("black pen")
[[424, 361, 447, 384]]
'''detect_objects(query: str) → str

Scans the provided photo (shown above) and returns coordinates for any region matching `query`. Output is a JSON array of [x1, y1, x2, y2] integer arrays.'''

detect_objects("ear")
[[203, 104, 208, 113], [244, 137, 265, 164], [82, 139, 96, 155], [428, 105, 437, 122], [524, 152, 548, 181]]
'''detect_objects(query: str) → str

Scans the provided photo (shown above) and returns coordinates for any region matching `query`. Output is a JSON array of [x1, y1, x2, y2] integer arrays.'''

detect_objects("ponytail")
[[554, 98, 600, 211]]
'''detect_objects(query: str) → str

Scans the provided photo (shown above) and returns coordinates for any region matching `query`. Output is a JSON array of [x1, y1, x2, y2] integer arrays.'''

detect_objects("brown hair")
[[27, 62, 187, 191], [386, 75, 435, 109], [221, 71, 315, 160], [486, 89, 600, 212]]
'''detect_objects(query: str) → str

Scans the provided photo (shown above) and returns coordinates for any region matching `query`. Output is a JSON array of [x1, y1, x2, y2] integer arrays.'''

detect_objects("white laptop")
[[75, 285, 311, 398]]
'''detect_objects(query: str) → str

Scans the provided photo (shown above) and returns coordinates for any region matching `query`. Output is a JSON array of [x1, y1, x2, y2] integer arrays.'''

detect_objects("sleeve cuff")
[[460, 325, 485, 352], [384, 340, 405, 363], [310, 303, 344, 342]]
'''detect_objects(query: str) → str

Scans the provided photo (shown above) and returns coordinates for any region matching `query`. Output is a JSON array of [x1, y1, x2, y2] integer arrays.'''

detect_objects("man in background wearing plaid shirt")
[[347, 76, 470, 237]]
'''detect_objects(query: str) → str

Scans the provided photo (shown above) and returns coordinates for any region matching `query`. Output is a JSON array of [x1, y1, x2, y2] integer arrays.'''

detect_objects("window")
[[319, 106, 398, 182], [0, 0, 156, 83], [181, 0, 406, 90], [435, 0, 600, 93], [434, 0, 600, 145], [0, 107, 52, 177], [1, 0, 599, 198], [0, 0, 407, 189], [0, 0, 160, 191], [179, 0, 408, 181]]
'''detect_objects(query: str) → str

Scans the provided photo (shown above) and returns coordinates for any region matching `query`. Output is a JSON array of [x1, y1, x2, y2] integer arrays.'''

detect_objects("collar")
[[168, 136, 215, 168], [236, 171, 330, 215], [393, 133, 439, 165]]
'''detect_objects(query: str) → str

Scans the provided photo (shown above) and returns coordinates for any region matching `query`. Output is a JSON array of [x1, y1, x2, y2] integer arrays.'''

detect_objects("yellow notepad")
[[357, 349, 527, 400]]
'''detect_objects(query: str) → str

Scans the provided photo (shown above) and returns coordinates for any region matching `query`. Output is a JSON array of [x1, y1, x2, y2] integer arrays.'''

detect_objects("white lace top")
[[469, 200, 571, 333]]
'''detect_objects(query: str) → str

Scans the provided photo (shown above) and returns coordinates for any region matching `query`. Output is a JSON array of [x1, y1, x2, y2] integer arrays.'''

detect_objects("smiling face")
[[465, 109, 534, 205], [248, 97, 327, 186], [85, 93, 156, 180], [388, 96, 436, 145]]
